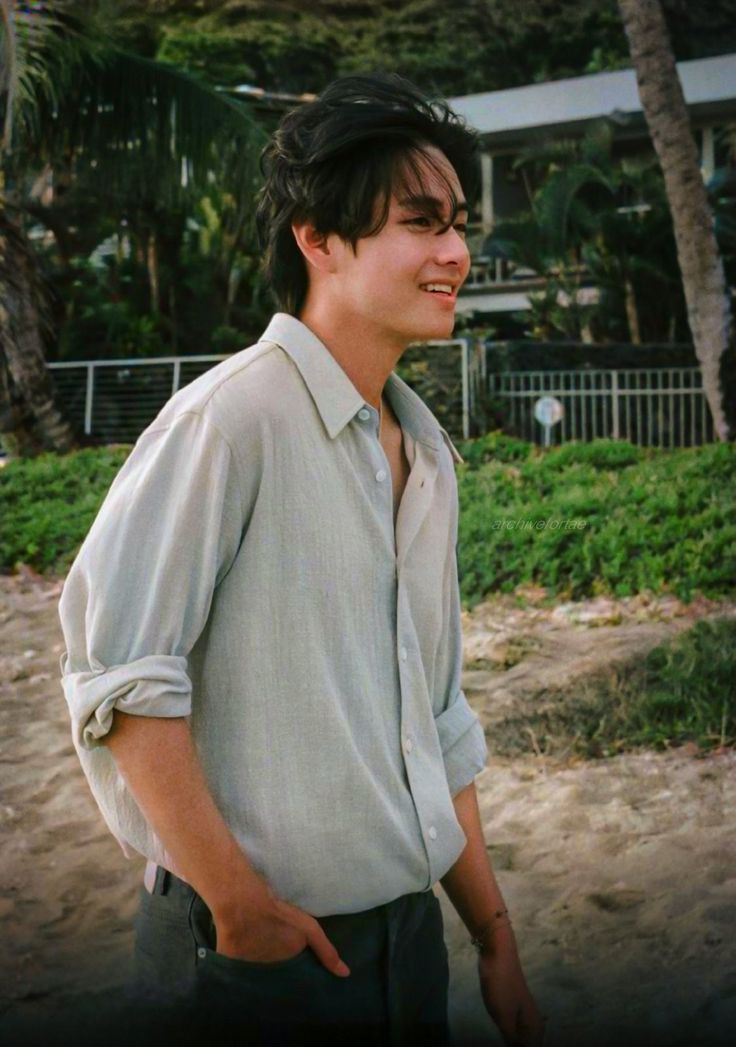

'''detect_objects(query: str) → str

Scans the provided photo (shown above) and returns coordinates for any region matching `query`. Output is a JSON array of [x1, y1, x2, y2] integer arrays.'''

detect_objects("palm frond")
[[33, 47, 269, 215], [534, 164, 615, 256], [2, 0, 105, 153]]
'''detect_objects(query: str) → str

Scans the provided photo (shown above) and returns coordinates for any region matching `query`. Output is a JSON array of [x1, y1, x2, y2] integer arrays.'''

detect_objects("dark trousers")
[[126, 866, 452, 1047]]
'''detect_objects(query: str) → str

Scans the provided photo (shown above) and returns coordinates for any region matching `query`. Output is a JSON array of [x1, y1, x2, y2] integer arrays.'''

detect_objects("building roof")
[[448, 53, 736, 145]]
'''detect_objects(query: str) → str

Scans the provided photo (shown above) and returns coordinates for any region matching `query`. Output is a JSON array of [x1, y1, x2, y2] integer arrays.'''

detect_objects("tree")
[[0, 0, 267, 455], [486, 123, 684, 343], [617, 0, 736, 442]]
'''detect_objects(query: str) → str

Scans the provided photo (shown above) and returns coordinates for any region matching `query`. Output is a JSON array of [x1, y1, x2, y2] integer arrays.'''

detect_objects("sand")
[[0, 571, 734, 1046]]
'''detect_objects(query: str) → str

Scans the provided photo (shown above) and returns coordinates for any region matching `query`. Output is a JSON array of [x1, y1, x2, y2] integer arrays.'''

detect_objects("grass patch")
[[490, 617, 736, 759]]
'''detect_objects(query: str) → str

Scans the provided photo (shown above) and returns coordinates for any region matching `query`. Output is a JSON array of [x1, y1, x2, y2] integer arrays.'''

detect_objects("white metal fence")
[[48, 354, 231, 444], [47, 341, 474, 443], [47, 352, 715, 448], [485, 367, 715, 447]]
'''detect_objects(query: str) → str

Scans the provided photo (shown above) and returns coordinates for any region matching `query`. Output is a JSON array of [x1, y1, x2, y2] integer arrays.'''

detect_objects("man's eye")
[[405, 216, 433, 227], [454, 224, 468, 236]]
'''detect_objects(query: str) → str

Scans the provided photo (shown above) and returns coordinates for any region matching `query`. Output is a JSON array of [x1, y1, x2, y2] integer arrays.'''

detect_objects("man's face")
[[328, 146, 471, 346]]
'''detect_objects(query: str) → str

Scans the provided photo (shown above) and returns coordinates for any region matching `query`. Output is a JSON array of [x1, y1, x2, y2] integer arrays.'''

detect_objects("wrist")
[[470, 907, 515, 956], [208, 870, 277, 925]]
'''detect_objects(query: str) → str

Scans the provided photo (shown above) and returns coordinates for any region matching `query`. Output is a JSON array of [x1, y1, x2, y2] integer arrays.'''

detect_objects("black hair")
[[255, 72, 481, 315]]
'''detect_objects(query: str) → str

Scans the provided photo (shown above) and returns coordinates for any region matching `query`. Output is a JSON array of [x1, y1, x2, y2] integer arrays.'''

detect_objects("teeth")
[[422, 284, 453, 294]]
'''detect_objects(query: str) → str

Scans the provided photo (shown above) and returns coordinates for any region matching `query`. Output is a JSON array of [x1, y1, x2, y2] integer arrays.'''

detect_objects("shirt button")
[[404, 737, 413, 753], [375, 469, 387, 482], [358, 408, 371, 421], [197, 947, 207, 959], [428, 826, 438, 840], [400, 646, 408, 661]]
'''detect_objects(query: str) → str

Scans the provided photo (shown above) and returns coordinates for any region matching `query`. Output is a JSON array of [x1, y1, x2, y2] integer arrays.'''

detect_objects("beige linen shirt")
[[58, 312, 488, 916]]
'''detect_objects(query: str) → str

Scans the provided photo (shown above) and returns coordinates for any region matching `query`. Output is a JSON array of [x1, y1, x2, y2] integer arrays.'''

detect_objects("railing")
[[486, 367, 715, 447], [464, 256, 542, 289], [48, 354, 231, 443], [47, 340, 474, 444], [47, 354, 716, 449]]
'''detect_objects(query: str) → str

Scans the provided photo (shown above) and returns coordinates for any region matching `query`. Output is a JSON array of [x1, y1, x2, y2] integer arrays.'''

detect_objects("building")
[[448, 53, 736, 321]]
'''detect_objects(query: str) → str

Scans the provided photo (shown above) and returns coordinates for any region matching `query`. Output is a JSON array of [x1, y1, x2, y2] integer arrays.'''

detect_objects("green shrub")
[[457, 439, 736, 606], [0, 447, 130, 574], [1, 440, 734, 609], [535, 438, 643, 472], [456, 430, 533, 467]]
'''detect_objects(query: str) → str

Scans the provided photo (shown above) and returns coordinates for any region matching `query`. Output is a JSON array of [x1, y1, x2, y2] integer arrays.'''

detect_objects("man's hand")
[[214, 892, 351, 977], [477, 937, 546, 1047]]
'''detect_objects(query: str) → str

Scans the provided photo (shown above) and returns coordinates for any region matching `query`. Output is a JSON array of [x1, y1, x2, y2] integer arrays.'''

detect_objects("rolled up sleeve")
[[59, 410, 245, 751], [434, 689, 488, 798]]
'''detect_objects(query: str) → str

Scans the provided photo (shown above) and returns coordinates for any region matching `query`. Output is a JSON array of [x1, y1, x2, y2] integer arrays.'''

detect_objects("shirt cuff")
[[434, 690, 488, 798], [60, 653, 192, 751]]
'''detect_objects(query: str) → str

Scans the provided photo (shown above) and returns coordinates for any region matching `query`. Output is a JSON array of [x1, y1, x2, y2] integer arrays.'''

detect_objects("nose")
[[433, 226, 470, 275]]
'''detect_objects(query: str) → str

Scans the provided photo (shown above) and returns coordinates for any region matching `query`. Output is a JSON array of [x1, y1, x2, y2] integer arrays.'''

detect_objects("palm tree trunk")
[[624, 276, 641, 344], [617, 0, 736, 441], [146, 229, 160, 315], [0, 204, 77, 455]]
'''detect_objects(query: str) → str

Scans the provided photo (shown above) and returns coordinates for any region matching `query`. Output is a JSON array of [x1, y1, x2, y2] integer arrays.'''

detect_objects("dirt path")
[[1, 573, 734, 1046]]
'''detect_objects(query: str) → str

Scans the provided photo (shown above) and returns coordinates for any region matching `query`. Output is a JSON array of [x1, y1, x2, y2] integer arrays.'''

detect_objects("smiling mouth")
[[419, 283, 456, 298]]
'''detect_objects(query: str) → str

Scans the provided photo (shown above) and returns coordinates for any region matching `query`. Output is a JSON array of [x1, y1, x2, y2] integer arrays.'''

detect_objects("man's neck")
[[297, 304, 406, 410]]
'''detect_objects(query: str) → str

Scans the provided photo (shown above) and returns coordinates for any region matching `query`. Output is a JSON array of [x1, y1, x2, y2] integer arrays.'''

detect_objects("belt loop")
[[153, 864, 169, 895]]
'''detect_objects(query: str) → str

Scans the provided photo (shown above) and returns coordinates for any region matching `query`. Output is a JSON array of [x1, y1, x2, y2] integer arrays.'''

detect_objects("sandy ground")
[[0, 571, 734, 1047]]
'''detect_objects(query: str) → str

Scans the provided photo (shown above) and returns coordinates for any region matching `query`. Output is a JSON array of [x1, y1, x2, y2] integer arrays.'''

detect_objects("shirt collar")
[[258, 312, 463, 461]]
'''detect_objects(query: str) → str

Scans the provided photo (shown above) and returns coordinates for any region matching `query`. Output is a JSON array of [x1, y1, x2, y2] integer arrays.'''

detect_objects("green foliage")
[[638, 618, 736, 747], [487, 124, 686, 343], [532, 439, 643, 471], [210, 324, 249, 353], [116, 0, 736, 99], [0, 446, 130, 574], [3, 441, 732, 614], [456, 430, 534, 467], [456, 439, 736, 607]]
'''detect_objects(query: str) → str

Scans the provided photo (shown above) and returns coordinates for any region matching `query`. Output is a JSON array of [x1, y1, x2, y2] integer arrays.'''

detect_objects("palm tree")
[[617, 0, 736, 442], [487, 123, 681, 344], [0, 0, 267, 455]]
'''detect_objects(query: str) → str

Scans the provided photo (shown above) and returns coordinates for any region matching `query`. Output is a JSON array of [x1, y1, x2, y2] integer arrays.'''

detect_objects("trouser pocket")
[[187, 890, 328, 1047]]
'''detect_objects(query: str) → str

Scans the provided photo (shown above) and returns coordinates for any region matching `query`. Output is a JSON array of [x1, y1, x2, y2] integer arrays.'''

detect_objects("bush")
[[457, 439, 736, 607], [456, 430, 534, 467], [0, 447, 130, 574], [534, 438, 643, 472], [1, 440, 734, 609]]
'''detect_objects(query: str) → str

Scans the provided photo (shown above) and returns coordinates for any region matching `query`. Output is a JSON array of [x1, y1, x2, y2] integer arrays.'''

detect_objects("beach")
[[1, 570, 734, 1046]]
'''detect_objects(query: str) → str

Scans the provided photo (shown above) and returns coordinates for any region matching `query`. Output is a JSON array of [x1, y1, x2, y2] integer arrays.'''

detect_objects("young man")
[[59, 73, 545, 1047]]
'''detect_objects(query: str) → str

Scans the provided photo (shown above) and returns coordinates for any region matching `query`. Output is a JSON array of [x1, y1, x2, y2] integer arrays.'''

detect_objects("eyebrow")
[[398, 194, 469, 216]]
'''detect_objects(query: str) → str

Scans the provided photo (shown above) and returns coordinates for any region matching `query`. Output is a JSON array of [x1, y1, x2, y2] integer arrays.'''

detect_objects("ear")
[[291, 220, 339, 275]]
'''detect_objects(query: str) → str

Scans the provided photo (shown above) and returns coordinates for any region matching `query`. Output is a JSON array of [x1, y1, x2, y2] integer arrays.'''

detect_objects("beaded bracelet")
[[470, 908, 511, 953]]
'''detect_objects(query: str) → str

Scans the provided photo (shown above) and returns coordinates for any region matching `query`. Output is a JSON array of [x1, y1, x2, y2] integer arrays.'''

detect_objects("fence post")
[[611, 369, 619, 440], [84, 364, 95, 436], [461, 338, 470, 440], [172, 359, 181, 396]]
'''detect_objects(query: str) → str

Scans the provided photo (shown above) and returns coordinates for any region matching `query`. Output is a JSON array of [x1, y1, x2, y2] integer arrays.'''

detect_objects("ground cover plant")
[[455, 435, 736, 607], [1, 437, 734, 602], [0, 446, 129, 575]]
